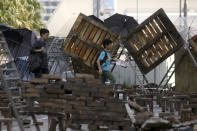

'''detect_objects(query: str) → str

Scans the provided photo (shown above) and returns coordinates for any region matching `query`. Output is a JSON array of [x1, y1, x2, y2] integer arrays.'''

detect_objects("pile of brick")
[[0, 90, 12, 131], [20, 74, 133, 130]]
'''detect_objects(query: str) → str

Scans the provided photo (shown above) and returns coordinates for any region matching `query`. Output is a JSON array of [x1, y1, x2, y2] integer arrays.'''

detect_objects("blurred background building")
[[37, 0, 63, 23]]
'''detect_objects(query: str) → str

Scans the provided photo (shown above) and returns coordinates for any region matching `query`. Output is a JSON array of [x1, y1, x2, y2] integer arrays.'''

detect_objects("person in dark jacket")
[[29, 28, 49, 78]]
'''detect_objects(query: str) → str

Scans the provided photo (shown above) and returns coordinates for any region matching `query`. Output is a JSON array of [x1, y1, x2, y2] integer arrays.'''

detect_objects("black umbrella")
[[88, 15, 104, 25], [104, 13, 139, 36], [0, 24, 13, 32], [2, 28, 36, 58]]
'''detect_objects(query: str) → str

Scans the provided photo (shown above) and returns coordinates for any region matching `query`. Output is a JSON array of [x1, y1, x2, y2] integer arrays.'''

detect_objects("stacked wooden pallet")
[[189, 34, 197, 52], [20, 74, 132, 130], [124, 8, 185, 74], [63, 13, 120, 67]]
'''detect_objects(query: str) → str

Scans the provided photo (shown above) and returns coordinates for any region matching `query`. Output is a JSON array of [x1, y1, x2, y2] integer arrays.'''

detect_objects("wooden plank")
[[91, 51, 100, 65], [104, 33, 111, 41], [42, 74, 61, 80], [29, 78, 48, 84], [128, 40, 138, 52], [163, 35, 174, 49], [160, 37, 172, 51], [140, 57, 149, 67], [136, 31, 147, 46], [147, 49, 156, 63], [74, 41, 84, 55], [189, 35, 197, 52], [151, 19, 162, 34], [167, 33, 177, 48], [79, 44, 89, 58], [75, 73, 95, 79], [147, 23, 157, 38], [88, 26, 98, 41], [89, 49, 99, 64], [64, 37, 76, 53], [76, 20, 86, 34], [151, 45, 161, 60], [131, 38, 141, 51], [144, 25, 154, 39], [83, 46, 94, 60], [156, 16, 167, 32], [79, 21, 89, 36], [97, 31, 107, 45], [84, 24, 94, 40], [70, 39, 80, 54], [157, 39, 168, 56], [93, 29, 102, 43]]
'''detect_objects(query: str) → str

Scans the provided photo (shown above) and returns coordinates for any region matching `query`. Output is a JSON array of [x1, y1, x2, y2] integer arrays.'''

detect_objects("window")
[[44, 16, 50, 21], [51, 1, 59, 6], [44, 1, 50, 6]]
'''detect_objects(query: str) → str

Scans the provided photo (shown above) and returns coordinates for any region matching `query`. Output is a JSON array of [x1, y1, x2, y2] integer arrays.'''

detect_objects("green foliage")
[[0, 0, 44, 30]]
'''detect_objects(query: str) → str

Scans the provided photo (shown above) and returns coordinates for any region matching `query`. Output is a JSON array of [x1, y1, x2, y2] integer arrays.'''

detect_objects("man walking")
[[29, 28, 49, 78], [97, 39, 116, 87]]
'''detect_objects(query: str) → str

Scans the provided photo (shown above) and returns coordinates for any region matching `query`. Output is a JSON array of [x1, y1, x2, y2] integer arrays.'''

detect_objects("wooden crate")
[[189, 34, 197, 52], [124, 8, 185, 74], [63, 13, 120, 67]]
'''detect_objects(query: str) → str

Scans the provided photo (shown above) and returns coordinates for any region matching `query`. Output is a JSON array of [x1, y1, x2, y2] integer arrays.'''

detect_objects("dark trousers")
[[34, 68, 49, 78], [100, 71, 116, 87]]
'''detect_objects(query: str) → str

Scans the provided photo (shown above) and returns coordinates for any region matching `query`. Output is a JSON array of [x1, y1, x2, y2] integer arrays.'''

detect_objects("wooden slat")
[[160, 37, 172, 51], [140, 58, 149, 67], [132, 38, 141, 51], [64, 37, 76, 53], [83, 46, 94, 60], [136, 31, 146, 47], [154, 42, 164, 57], [70, 39, 81, 54], [148, 49, 156, 63], [144, 25, 154, 39], [79, 44, 89, 58], [167, 33, 177, 48], [133, 34, 143, 48], [104, 33, 111, 40], [88, 26, 98, 41], [76, 20, 86, 34], [97, 31, 107, 45], [155, 17, 166, 32], [164, 35, 174, 49], [157, 40, 168, 56], [151, 20, 161, 34], [147, 23, 157, 38], [88, 49, 98, 64], [151, 45, 161, 59], [141, 52, 152, 66], [79, 22, 89, 36], [84, 24, 94, 40], [93, 29, 102, 43], [74, 41, 84, 55], [128, 40, 138, 52], [91, 51, 100, 65]]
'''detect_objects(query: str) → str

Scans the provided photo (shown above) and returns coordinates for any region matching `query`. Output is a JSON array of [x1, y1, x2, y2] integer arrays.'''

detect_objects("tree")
[[0, 0, 44, 30]]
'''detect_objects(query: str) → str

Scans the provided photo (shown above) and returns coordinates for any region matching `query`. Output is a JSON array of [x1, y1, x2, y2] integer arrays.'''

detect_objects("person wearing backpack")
[[97, 39, 116, 87], [29, 28, 49, 78]]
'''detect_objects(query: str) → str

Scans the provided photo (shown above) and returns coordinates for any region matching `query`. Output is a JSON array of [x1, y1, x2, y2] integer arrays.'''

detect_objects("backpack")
[[94, 51, 108, 70], [28, 52, 42, 73]]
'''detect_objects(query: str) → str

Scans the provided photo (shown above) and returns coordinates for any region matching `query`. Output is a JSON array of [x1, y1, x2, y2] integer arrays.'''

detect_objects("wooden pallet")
[[124, 8, 185, 74], [189, 34, 197, 52], [63, 13, 120, 67]]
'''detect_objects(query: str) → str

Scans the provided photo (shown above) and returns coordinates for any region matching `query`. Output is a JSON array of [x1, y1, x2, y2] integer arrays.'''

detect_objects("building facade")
[[37, 0, 63, 23]]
